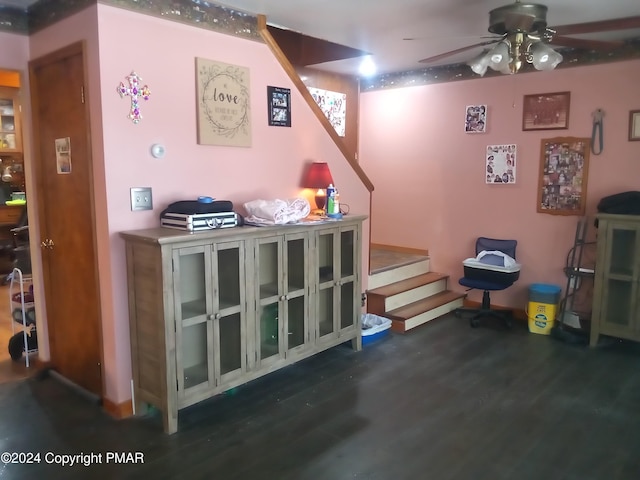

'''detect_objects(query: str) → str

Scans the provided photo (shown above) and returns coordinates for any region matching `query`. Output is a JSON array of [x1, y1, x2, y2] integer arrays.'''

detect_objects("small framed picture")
[[55, 136, 72, 174], [268, 86, 291, 127], [629, 110, 640, 141], [523, 91, 570, 131], [465, 105, 487, 133], [486, 144, 516, 184]]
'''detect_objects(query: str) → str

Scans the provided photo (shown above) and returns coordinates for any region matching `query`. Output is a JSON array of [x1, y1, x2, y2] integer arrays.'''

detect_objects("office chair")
[[454, 237, 519, 328]]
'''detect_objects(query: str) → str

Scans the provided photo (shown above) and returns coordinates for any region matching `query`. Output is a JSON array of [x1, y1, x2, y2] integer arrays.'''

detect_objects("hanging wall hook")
[[591, 109, 604, 155]]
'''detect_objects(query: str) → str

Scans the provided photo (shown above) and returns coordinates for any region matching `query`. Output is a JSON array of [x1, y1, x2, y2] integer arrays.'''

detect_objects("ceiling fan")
[[419, 1, 640, 75]]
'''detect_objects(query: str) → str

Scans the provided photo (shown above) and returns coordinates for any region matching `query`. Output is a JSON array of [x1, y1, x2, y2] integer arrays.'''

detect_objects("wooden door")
[[29, 42, 103, 397]]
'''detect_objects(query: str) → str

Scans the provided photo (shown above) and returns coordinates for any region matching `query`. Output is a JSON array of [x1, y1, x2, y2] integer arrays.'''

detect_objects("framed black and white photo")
[[268, 86, 291, 127], [465, 105, 487, 133], [523, 92, 570, 131]]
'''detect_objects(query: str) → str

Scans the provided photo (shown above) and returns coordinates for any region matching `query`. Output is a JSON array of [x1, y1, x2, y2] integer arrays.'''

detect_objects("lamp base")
[[310, 208, 326, 217], [314, 193, 327, 212]]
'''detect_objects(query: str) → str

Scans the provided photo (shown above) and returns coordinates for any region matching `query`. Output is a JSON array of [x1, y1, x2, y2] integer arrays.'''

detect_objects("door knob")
[[41, 238, 55, 249]]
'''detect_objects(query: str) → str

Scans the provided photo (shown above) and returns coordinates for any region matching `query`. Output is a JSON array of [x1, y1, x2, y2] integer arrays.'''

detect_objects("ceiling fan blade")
[[418, 39, 500, 64], [552, 16, 640, 36], [504, 12, 536, 32], [548, 35, 624, 51]]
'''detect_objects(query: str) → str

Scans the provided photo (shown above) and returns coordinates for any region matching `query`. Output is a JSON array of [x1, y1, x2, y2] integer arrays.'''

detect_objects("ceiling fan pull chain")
[[591, 109, 604, 155]]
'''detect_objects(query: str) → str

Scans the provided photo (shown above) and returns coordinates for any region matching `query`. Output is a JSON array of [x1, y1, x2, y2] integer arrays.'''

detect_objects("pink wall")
[[360, 60, 640, 310], [0, 32, 28, 70], [27, 5, 370, 404]]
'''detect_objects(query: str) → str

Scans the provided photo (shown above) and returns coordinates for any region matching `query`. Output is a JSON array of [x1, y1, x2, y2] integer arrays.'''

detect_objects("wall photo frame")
[[268, 86, 291, 127], [465, 105, 487, 133], [486, 144, 516, 184], [523, 91, 570, 131], [629, 110, 640, 141], [307, 86, 346, 137], [538, 137, 590, 216], [55, 137, 72, 174]]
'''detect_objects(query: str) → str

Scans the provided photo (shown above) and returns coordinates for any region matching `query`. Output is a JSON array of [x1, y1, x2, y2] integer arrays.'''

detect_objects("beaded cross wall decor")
[[117, 71, 151, 124]]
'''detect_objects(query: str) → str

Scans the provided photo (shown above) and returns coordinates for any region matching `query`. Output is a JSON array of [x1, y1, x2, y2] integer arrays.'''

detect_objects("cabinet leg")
[[351, 336, 362, 351], [589, 329, 599, 347], [163, 409, 178, 435]]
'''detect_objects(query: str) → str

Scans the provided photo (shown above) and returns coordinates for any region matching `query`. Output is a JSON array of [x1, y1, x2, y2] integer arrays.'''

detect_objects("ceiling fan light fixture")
[[503, 60, 519, 74], [467, 51, 491, 76], [487, 41, 511, 71], [529, 41, 563, 70]]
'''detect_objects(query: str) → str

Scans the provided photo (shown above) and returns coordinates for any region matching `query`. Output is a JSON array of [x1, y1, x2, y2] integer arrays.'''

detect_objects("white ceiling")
[[2, 0, 639, 76], [217, 0, 640, 75]]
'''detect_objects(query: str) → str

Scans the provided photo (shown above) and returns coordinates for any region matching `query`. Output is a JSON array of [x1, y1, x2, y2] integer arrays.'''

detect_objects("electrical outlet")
[[130, 187, 153, 211]]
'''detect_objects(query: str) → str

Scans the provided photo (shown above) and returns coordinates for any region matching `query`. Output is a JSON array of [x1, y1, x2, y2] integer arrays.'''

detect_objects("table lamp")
[[303, 162, 333, 214]]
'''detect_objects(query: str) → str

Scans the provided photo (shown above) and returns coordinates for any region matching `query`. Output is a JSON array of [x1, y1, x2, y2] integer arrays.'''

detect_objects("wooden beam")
[[257, 14, 374, 193], [267, 25, 370, 66]]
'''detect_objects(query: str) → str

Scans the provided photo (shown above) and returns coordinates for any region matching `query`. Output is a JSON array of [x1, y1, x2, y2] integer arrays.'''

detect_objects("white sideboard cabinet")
[[120, 215, 365, 434]]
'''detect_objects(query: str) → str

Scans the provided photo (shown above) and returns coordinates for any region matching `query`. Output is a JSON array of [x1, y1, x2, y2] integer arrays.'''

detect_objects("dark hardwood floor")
[[1, 314, 639, 480]]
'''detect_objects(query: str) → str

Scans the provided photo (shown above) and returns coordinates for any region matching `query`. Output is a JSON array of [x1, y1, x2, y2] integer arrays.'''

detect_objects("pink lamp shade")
[[303, 162, 333, 210]]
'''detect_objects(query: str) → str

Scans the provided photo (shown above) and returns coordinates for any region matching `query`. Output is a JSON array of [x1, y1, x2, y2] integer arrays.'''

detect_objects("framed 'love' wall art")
[[196, 58, 251, 147]]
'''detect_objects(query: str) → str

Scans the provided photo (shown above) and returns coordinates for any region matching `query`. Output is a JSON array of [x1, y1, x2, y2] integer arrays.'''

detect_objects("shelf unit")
[[0, 86, 22, 153], [9, 267, 37, 367], [559, 216, 595, 329], [121, 215, 366, 434], [590, 214, 640, 347]]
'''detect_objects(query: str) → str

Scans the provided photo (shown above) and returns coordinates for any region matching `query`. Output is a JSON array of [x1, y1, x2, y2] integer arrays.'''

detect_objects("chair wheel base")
[[455, 307, 513, 330]]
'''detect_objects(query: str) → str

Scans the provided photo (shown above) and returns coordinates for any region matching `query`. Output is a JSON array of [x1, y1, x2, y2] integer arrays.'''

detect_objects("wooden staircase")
[[367, 248, 464, 333]]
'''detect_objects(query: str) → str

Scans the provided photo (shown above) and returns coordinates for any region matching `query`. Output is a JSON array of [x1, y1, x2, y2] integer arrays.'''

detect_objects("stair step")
[[368, 272, 449, 314], [368, 258, 430, 290], [386, 290, 466, 333], [368, 272, 448, 297]]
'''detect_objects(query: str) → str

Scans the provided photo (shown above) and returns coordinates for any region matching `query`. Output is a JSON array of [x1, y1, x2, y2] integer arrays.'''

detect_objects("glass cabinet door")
[[255, 233, 311, 365], [284, 233, 309, 354], [339, 227, 358, 332], [315, 226, 360, 344], [256, 237, 284, 365], [173, 245, 214, 394], [316, 229, 337, 341], [213, 242, 246, 385], [0, 87, 21, 152], [601, 224, 639, 331]]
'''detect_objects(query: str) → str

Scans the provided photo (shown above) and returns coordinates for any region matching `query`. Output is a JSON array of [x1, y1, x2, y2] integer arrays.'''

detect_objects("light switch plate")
[[130, 187, 153, 211]]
